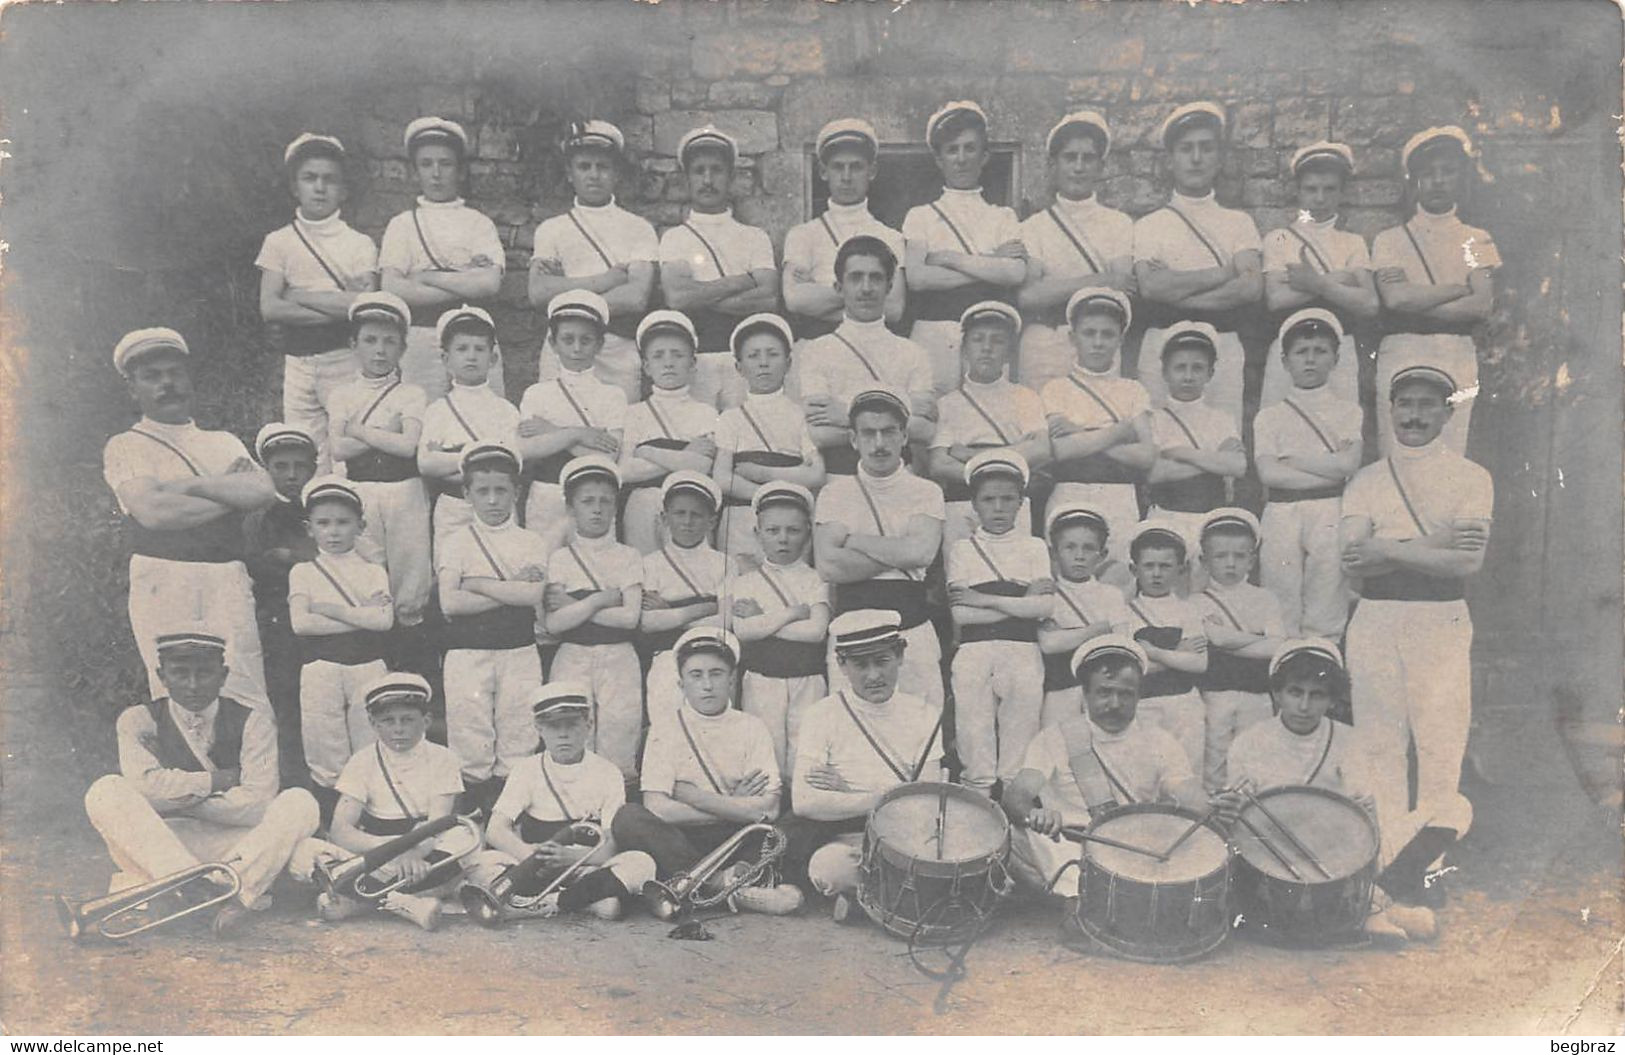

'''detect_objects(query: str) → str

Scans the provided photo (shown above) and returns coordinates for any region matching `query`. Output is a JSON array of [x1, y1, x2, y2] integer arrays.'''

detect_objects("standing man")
[[658, 126, 781, 410], [781, 119, 907, 344], [1371, 126, 1500, 454], [1133, 102, 1262, 430], [1341, 364, 1492, 894], [528, 120, 659, 403], [104, 329, 276, 707], [1017, 111, 1136, 393]]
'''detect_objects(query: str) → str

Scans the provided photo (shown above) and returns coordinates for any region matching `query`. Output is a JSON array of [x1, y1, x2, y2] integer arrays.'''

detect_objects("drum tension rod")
[[1243, 791, 1331, 879]]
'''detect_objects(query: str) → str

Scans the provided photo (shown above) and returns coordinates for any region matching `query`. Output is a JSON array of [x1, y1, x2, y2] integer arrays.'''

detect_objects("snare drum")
[[858, 782, 1012, 944], [1233, 785, 1377, 945], [1073, 803, 1232, 963]]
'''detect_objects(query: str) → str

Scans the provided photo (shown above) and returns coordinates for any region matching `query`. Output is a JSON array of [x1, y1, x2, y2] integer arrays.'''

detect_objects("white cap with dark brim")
[[560, 453, 621, 491], [255, 422, 317, 464], [926, 100, 988, 147], [1070, 633, 1148, 679], [547, 289, 610, 329], [459, 442, 521, 479], [730, 313, 795, 357], [964, 448, 1030, 490], [636, 309, 698, 350], [1401, 125, 1474, 174], [1046, 110, 1112, 159], [532, 682, 593, 720], [1046, 500, 1111, 542], [348, 291, 412, 328], [1157, 101, 1226, 149], [752, 480, 814, 517], [436, 304, 496, 346], [404, 116, 469, 154], [1066, 287, 1133, 331], [1269, 638, 1345, 679], [114, 327, 189, 377], [156, 630, 228, 657], [1131, 518, 1190, 556], [847, 387, 911, 427], [301, 475, 365, 513], [678, 126, 739, 167], [561, 119, 625, 156], [674, 626, 741, 668], [363, 672, 433, 712], [660, 469, 722, 511], [1161, 320, 1222, 359], [830, 609, 904, 657], [959, 300, 1021, 332], [1389, 363, 1458, 400], [816, 118, 880, 160], [283, 132, 346, 167], [1200, 506, 1262, 545], [1290, 140, 1355, 178], [1278, 306, 1344, 346]]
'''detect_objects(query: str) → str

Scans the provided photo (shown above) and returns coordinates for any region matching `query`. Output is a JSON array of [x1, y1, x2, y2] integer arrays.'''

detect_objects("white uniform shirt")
[[797, 317, 934, 411], [494, 749, 625, 826], [1341, 443, 1494, 542], [116, 697, 279, 823], [325, 372, 430, 476], [947, 529, 1051, 592], [437, 518, 552, 591], [658, 208, 775, 282], [1253, 384, 1363, 469], [1193, 581, 1285, 640], [1370, 207, 1501, 292], [643, 542, 727, 607], [1263, 215, 1371, 278], [288, 551, 392, 626], [379, 197, 505, 281], [1019, 194, 1135, 288], [335, 738, 464, 822], [1124, 592, 1207, 644], [546, 532, 643, 597], [531, 199, 659, 276], [782, 199, 906, 292], [728, 559, 830, 631], [794, 690, 942, 800], [519, 369, 628, 433], [1024, 718, 1194, 819], [623, 386, 719, 457], [1132, 190, 1262, 273], [715, 391, 819, 460], [255, 211, 379, 291], [1149, 397, 1240, 451], [642, 706, 782, 799], [1227, 718, 1368, 796], [1040, 368, 1150, 430], [815, 465, 946, 582], [902, 186, 1021, 261], [935, 377, 1047, 450], [1049, 577, 1132, 635], [103, 419, 255, 515], [418, 383, 521, 461]]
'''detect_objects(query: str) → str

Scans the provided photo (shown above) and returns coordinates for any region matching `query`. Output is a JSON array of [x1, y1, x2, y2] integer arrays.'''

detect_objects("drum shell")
[[1233, 785, 1378, 945], [858, 782, 1012, 944], [1072, 803, 1232, 964]]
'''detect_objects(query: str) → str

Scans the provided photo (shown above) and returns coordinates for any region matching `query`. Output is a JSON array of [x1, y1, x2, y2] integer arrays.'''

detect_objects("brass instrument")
[[317, 814, 483, 904], [646, 821, 787, 922], [462, 820, 604, 928], [58, 862, 242, 940]]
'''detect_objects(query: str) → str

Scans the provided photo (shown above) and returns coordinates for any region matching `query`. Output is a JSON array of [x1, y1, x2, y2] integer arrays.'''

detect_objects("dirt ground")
[[3, 667, 1620, 1036]]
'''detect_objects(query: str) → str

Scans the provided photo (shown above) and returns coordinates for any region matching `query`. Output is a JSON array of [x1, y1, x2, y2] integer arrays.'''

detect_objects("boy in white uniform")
[[1121, 521, 1210, 771], [325, 292, 432, 628], [658, 126, 780, 409], [1017, 111, 1135, 392], [620, 309, 721, 554], [1254, 309, 1364, 638], [712, 313, 826, 562], [83, 631, 319, 938], [1133, 102, 1263, 430], [104, 328, 276, 707], [437, 444, 550, 812], [1036, 503, 1132, 728], [903, 100, 1027, 396], [516, 290, 628, 532], [1371, 126, 1501, 454], [1260, 141, 1377, 409], [256, 133, 378, 473], [782, 119, 907, 340], [544, 455, 646, 784], [947, 452, 1054, 795], [528, 121, 658, 402], [379, 117, 506, 400], [730, 482, 832, 773], [926, 302, 1051, 547], [640, 472, 728, 731]]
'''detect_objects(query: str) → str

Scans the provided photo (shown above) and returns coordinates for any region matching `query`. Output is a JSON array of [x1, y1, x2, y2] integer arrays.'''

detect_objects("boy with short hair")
[[712, 313, 826, 563], [1122, 521, 1209, 771], [544, 456, 646, 784], [640, 471, 728, 731], [947, 452, 1055, 795], [729, 482, 832, 773], [1036, 503, 1132, 729], [325, 292, 433, 627], [256, 133, 379, 474], [1192, 508, 1286, 791], [288, 478, 394, 802], [379, 117, 506, 401], [436, 444, 550, 812], [417, 305, 520, 551], [460, 686, 656, 922], [619, 310, 720, 554], [516, 290, 627, 533], [1253, 309, 1363, 638]]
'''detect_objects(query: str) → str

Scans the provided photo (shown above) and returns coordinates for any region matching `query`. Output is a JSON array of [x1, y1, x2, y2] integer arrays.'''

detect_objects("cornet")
[[317, 813, 483, 904], [646, 821, 786, 921], [462, 820, 603, 928], [58, 862, 242, 941]]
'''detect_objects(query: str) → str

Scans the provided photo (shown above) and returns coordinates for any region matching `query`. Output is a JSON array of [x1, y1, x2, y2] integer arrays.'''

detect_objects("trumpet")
[[462, 821, 604, 928], [58, 862, 242, 941], [317, 814, 483, 904], [646, 821, 786, 921]]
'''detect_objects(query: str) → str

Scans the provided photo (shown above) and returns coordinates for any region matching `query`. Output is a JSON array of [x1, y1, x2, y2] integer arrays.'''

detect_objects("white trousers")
[[84, 776, 319, 907], [402, 326, 506, 403], [1201, 688, 1273, 792], [741, 670, 828, 776], [827, 619, 945, 715], [551, 641, 643, 781], [444, 645, 544, 783], [1259, 332, 1360, 411], [1138, 689, 1205, 774], [1016, 323, 1076, 396], [1346, 598, 1475, 866], [352, 478, 433, 627], [952, 640, 1045, 792], [1049, 481, 1141, 567], [909, 319, 968, 398], [129, 555, 267, 708], [300, 657, 387, 788], [1261, 496, 1350, 638], [807, 832, 864, 897], [284, 348, 359, 476], [1376, 333, 1476, 456], [1138, 326, 1246, 434], [535, 331, 643, 404], [621, 486, 666, 555]]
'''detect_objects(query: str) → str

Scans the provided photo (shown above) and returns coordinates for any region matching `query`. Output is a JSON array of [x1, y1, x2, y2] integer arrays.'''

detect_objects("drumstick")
[[1234, 816, 1304, 881], [1243, 790, 1331, 879], [1162, 807, 1218, 859], [1058, 826, 1169, 862]]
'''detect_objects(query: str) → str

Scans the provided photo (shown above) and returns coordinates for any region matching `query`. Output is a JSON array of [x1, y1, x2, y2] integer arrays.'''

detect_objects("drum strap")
[[1065, 375, 1121, 424], [538, 755, 579, 824], [1283, 398, 1338, 453], [1304, 722, 1335, 786], [836, 692, 908, 783], [956, 385, 1014, 445], [676, 710, 725, 794], [375, 743, 419, 824], [1056, 717, 1128, 811]]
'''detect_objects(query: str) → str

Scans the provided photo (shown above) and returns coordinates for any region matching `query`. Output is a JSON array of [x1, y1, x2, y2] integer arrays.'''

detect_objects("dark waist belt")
[[642, 600, 720, 655], [524, 451, 572, 488], [1268, 484, 1344, 504], [300, 631, 387, 666], [1140, 670, 1197, 699], [1042, 651, 1078, 692], [1201, 651, 1270, 693], [834, 579, 929, 630], [558, 589, 638, 645], [1384, 315, 1478, 338], [960, 619, 1039, 645], [726, 451, 804, 505], [1050, 452, 1140, 486], [742, 639, 827, 679], [269, 320, 350, 358], [914, 284, 1013, 323], [821, 445, 858, 477], [443, 606, 536, 652], [427, 476, 465, 500], [1359, 572, 1465, 602], [789, 313, 840, 341], [128, 516, 245, 565], [359, 811, 424, 838], [1141, 304, 1249, 335], [1149, 474, 1226, 513], [348, 451, 419, 484]]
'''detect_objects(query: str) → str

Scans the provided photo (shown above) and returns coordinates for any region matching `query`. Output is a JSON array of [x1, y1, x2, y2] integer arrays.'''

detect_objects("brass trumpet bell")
[[57, 863, 242, 941]]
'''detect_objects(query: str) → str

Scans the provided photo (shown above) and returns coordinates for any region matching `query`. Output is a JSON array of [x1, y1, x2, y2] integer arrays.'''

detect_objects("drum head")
[[870, 782, 1007, 862], [1086, 805, 1228, 882], [1235, 786, 1378, 882]]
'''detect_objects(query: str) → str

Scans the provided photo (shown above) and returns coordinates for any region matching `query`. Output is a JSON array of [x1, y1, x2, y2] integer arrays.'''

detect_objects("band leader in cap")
[[1157, 101, 1226, 148], [532, 682, 593, 721], [113, 327, 190, 377], [1047, 110, 1111, 159], [830, 608, 905, 657], [363, 671, 433, 713], [1070, 633, 1148, 680], [816, 118, 880, 161]]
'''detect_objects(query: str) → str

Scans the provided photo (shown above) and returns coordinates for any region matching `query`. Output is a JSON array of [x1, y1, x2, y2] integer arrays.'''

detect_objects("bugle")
[[646, 821, 786, 921], [462, 821, 604, 927], [317, 813, 483, 903], [57, 862, 242, 941]]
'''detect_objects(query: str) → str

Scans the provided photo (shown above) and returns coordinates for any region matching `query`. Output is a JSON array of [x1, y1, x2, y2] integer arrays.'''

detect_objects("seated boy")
[[730, 482, 831, 774], [947, 451, 1054, 795], [1121, 521, 1209, 772], [611, 628, 804, 916], [641, 471, 728, 731], [460, 685, 655, 921], [1036, 502, 1132, 729]]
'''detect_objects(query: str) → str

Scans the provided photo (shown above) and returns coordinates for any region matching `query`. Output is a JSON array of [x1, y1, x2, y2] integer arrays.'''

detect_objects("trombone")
[[462, 820, 604, 927], [646, 821, 786, 921], [316, 813, 484, 904], [58, 862, 242, 941]]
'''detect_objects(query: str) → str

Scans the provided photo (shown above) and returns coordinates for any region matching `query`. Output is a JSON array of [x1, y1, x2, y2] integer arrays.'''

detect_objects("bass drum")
[[1233, 785, 1378, 945]]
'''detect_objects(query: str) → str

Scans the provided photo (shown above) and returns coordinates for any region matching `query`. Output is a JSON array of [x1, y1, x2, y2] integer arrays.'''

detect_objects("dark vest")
[[142, 697, 252, 772]]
